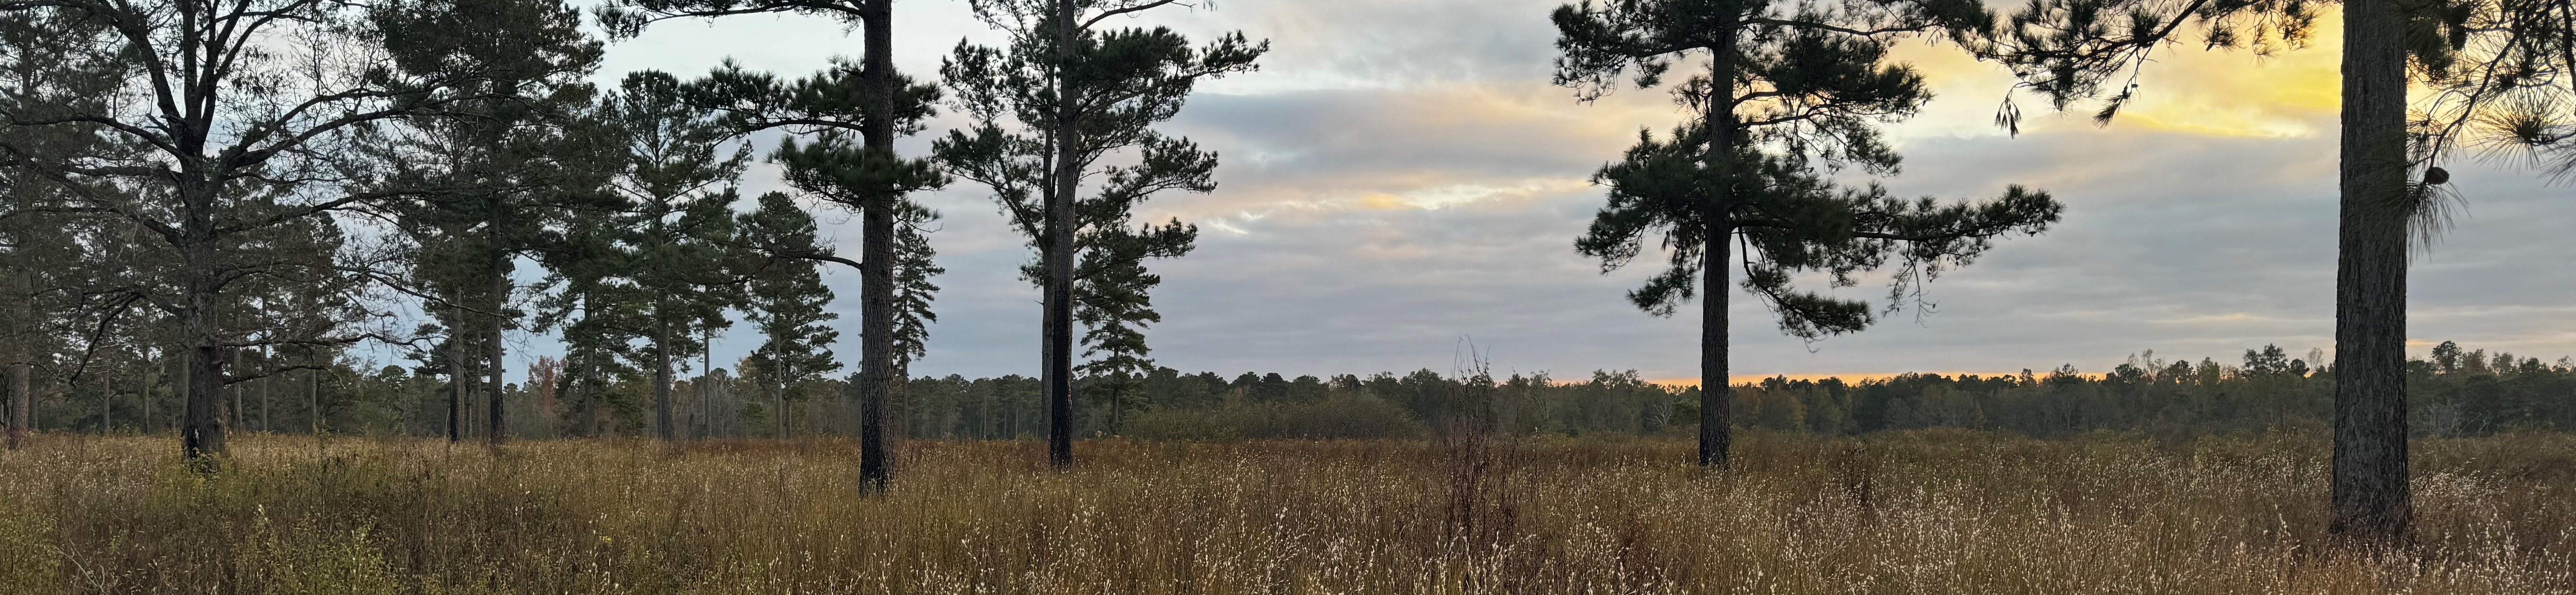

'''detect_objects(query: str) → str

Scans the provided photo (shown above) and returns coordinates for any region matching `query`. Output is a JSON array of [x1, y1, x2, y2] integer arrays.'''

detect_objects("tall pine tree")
[[1981, 0, 2576, 541], [934, 0, 1265, 467], [0, 0, 594, 463], [603, 0, 942, 491], [1072, 218, 1195, 436], [736, 192, 842, 438], [1552, 0, 2065, 468], [580, 71, 750, 442], [0, 5, 120, 448], [372, 0, 602, 446]]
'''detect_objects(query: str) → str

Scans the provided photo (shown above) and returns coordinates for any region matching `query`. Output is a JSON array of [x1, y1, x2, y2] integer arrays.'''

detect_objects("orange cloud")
[[1649, 372, 2029, 388]]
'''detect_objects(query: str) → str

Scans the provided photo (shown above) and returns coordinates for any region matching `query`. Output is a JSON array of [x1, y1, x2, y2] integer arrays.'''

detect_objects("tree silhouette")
[[0, 6, 117, 449], [601, 0, 944, 491], [591, 71, 751, 443], [737, 192, 842, 438], [1552, 0, 2065, 467], [531, 186, 645, 437], [1982, 0, 2576, 542], [933, 0, 1265, 468], [1073, 219, 1194, 435], [371, 0, 603, 446], [0, 0, 594, 464]]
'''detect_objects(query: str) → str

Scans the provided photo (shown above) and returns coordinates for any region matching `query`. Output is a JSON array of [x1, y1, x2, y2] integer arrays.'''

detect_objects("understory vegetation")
[[0, 432, 2571, 594]]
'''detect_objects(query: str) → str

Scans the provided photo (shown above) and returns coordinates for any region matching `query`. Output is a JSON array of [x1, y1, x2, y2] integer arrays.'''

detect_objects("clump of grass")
[[0, 430, 2571, 594]]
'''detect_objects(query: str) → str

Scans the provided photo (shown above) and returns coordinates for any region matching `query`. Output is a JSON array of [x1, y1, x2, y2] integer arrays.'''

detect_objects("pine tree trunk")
[[231, 349, 245, 433], [489, 268, 507, 447], [1698, 23, 1740, 469], [1044, 0, 1081, 471], [700, 328, 713, 439], [142, 355, 156, 435], [449, 306, 465, 443], [8, 266, 30, 448], [2331, 0, 2414, 543], [259, 349, 271, 433], [856, 0, 897, 492], [891, 368, 911, 440], [309, 366, 321, 435], [179, 177, 227, 465], [655, 316, 675, 442], [7, 349, 24, 451], [579, 293, 601, 438]]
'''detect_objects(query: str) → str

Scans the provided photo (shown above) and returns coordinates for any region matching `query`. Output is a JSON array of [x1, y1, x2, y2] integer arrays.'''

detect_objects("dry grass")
[[1, 429, 2572, 594]]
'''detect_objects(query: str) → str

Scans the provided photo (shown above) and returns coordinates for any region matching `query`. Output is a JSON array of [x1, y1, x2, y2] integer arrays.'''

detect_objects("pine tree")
[[0, 5, 129, 449], [597, 71, 750, 443], [890, 203, 943, 374], [531, 198, 644, 437], [934, 0, 1266, 467], [1551, 0, 2065, 468], [529, 71, 750, 441], [0, 0, 594, 464], [1982, 0, 2576, 542], [737, 192, 842, 438], [602, 0, 940, 493], [1072, 219, 1193, 435], [747, 70, 943, 486], [372, 0, 602, 446]]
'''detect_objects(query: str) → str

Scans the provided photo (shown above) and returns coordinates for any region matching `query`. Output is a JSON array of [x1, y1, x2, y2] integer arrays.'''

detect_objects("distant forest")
[[17, 341, 2571, 440]]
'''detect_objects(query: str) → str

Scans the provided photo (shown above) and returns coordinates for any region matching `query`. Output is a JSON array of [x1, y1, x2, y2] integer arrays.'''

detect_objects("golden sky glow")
[[1892, 10, 2345, 141], [590, 2, 2576, 381]]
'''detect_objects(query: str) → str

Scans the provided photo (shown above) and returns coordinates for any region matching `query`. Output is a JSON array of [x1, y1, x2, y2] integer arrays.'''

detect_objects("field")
[[1, 431, 2572, 594]]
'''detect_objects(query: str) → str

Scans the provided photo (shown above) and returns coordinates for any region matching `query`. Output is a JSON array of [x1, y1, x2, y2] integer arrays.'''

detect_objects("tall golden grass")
[[0, 430, 2571, 594]]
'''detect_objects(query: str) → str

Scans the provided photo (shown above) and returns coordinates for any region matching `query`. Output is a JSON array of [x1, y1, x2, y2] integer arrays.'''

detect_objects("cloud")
[[557, 0, 2576, 385]]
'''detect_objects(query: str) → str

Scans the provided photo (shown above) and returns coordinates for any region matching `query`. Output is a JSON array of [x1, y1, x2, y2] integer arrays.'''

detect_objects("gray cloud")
[[555, 0, 2576, 384]]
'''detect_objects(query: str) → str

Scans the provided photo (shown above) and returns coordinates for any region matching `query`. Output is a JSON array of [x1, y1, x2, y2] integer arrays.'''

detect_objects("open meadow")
[[1, 431, 2571, 594]]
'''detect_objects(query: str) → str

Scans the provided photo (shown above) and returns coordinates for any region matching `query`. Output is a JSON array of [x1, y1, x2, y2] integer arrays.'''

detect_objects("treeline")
[[0, 0, 1263, 472], [12, 342, 2569, 440], [1737, 343, 2576, 438]]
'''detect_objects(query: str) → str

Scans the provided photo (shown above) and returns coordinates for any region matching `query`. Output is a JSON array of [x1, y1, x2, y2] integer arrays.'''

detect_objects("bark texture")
[[450, 306, 466, 442], [1698, 23, 1740, 469], [8, 270, 27, 449], [857, 0, 896, 493], [1043, 0, 1079, 470], [2331, 0, 2415, 543], [7, 361, 25, 449], [654, 319, 675, 442], [490, 217, 510, 447], [180, 179, 226, 464]]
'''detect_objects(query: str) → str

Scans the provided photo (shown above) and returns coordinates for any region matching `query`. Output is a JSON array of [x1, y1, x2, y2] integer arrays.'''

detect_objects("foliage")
[[530, 71, 756, 437], [1554, 0, 2065, 336], [932, 0, 1267, 423], [0, 0, 603, 457], [737, 192, 842, 420]]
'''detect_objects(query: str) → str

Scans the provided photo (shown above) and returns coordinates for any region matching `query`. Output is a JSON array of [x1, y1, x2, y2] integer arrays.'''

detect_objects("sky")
[[529, 0, 2576, 385]]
